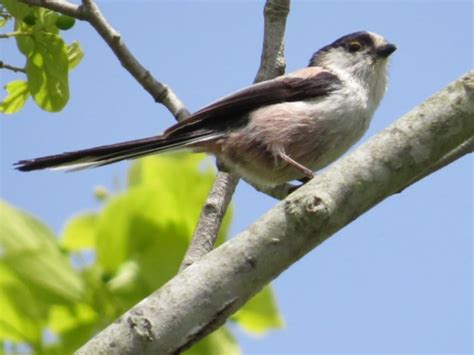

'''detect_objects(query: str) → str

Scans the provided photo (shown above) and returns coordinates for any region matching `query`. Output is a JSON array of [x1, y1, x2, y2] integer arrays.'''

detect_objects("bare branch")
[[19, 0, 189, 120], [0, 60, 26, 73], [76, 71, 474, 355], [179, 0, 291, 270], [179, 172, 239, 270], [18, 0, 86, 20], [255, 0, 290, 82], [78, 0, 189, 119]]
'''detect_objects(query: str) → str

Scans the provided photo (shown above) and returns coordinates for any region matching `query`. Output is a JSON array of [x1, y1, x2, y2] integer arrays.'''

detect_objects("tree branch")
[[402, 135, 473, 191], [254, 0, 290, 82], [179, 0, 291, 270], [0, 60, 26, 73], [19, 0, 189, 120], [179, 171, 239, 270], [18, 0, 86, 20], [75, 73, 474, 355]]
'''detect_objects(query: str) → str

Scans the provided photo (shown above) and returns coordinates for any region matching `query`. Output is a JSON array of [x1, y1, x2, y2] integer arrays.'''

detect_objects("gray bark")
[[75, 71, 474, 355]]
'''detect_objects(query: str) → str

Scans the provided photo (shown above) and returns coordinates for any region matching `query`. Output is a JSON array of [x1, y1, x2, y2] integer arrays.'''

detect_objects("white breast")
[[218, 67, 388, 186]]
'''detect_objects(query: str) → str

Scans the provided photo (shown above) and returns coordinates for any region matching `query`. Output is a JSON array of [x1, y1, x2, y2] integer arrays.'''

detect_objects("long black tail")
[[15, 132, 218, 172]]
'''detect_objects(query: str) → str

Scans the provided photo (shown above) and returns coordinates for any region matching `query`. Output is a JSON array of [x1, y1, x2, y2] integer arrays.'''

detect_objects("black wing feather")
[[165, 70, 340, 137]]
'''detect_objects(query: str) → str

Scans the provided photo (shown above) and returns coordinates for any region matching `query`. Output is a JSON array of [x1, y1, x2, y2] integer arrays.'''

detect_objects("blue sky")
[[1, 1, 472, 353]]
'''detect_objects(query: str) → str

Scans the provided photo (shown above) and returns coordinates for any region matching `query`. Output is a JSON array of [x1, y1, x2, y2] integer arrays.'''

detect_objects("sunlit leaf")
[[232, 286, 283, 335], [14, 8, 60, 57], [15, 27, 35, 57], [48, 303, 97, 335], [0, 80, 29, 115], [38, 7, 60, 34], [97, 154, 215, 274], [95, 185, 191, 285], [90, 154, 220, 310], [26, 32, 69, 112], [185, 328, 240, 355], [61, 212, 97, 251], [0, 264, 43, 344], [67, 41, 84, 70], [0, 200, 84, 302], [0, 17, 9, 28], [1, 0, 30, 19]]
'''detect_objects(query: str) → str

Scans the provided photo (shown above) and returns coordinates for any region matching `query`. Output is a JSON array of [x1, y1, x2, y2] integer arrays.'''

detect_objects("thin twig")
[[179, 172, 239, 270], [0, 61, 26, 73], [254, 0, 290, 82], [0, 12, 13, 19], [18, 0, 86, 20], [19, 0, 189, 119], [179, 0, 291, 271], [0, 31, 28, 38]]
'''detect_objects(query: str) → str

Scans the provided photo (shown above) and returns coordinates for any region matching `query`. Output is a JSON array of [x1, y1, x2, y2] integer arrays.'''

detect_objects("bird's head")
[[310, 31, 396, 80]]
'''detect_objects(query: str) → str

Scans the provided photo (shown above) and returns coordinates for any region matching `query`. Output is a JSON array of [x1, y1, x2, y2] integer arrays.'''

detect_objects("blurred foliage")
[[0, 153, 283, 354], [0, 0, 83, 114]]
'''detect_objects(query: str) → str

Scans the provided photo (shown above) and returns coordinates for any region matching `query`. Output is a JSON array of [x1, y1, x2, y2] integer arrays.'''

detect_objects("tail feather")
[[15, 133, 220, 172]]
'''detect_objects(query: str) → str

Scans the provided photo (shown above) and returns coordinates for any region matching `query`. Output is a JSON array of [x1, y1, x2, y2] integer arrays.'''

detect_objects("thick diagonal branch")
[[75, 71, 474, 355]]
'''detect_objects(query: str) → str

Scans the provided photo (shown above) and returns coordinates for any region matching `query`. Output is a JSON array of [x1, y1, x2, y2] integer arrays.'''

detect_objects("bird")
[[15, 31, 396, 187]]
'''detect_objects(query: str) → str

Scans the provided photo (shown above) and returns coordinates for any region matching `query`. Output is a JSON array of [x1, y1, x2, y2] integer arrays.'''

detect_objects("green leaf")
[[48, 303, 97, 335], [85, 154, 219, 310], [0, 17, 9, 28], [26, 32, 69, 112], [14, 7, 61, 56], [0, 200, 84, 302], [127, 152, 214, 188], [37, 7, 60, 34], [0, 80, 30, 114], [15, 25, 35, 57], [95, 185, 191, 285], [55, 15, 75, 31], [61, 212, 97, 251], [185, 328, 240, 355], [67, 41, 84, 70], [0, 264, 43, 344], [97, 154, 216, 274], [1, 0, 30, 19], [232, 286, 284, 335], [22, 13, 36, 26]]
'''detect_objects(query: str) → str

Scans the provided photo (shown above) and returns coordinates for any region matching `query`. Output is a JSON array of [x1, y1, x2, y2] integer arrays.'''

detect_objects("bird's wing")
[[165, 67, 341, 137], [14, 68, 341, 172]]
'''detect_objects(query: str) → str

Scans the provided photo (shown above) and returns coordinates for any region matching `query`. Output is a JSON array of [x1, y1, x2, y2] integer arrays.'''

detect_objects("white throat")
[[322, 49, 389, 114]]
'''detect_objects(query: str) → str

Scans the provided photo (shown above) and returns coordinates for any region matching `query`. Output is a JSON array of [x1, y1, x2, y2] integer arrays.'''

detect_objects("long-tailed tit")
[[16, 31, 396, 187]]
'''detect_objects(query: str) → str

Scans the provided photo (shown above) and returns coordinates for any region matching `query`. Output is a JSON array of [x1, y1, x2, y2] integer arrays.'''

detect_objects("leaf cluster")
[[0, 154, 283, 354], [0, 0, 82, 114]]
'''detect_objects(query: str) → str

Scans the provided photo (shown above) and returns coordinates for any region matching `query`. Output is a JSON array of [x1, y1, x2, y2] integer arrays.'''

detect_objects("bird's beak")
[[376, 43, 397, 58]]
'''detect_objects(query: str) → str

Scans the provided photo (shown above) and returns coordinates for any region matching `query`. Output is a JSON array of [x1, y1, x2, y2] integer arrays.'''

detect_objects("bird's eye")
[[348, 41, 362, 52]]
